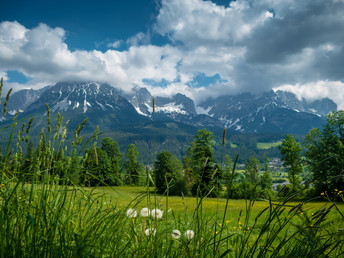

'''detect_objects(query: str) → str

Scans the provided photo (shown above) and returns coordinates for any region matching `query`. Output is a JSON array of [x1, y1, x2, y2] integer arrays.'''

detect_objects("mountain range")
[[1, 81, 337, 135]]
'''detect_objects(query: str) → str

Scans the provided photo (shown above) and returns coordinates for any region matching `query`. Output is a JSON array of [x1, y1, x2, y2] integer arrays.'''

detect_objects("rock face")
[[196, 90, 337, 134], [2, 82, 338, 134], [2, 88, 48, 115], [21, 82, 148, 132]]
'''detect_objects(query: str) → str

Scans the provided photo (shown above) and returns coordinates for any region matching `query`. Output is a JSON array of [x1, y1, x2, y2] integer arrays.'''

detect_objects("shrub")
[[169, 178, 187, 196]]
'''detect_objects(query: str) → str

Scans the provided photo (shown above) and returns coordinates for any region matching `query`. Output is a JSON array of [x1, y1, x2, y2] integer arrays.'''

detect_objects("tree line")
[[2, 87, 343, 200]]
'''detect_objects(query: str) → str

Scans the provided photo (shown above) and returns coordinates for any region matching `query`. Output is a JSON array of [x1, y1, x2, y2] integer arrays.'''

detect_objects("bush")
[[303, 187, 318, 199], [273, 178, 287, 183], [277, 184, 293, 197], [169, 178, 187, 196]]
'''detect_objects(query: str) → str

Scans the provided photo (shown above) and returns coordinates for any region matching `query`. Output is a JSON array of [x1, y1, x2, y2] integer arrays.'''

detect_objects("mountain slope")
[[0, 81, 338, 135], [23, 82, 148, 132], [196, 91, 336, 134]]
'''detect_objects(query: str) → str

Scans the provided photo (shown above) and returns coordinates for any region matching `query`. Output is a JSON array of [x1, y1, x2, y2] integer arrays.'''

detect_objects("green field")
[[257, 141, 282, 149], [230, 142, 238, 148], [91, 186, 342, 218], [1, 180, 344, 257]]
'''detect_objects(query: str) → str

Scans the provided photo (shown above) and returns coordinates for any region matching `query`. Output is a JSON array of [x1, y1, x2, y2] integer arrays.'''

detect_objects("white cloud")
[[0, 71, 8, 81], [107, 40, 122, 49], [0, 0, 344, 109], [155, 0, 270, 46], [274, 81, 344, 110], [126, 32, 149, 46], [0, 22, 182, 93]]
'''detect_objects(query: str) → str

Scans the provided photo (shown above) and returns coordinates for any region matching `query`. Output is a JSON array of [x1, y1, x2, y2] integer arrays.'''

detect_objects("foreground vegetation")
[[1, 181, 344, 257]]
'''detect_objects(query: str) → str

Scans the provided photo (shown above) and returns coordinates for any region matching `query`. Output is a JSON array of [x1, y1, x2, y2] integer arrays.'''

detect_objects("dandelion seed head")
[[145, 228, 156, 236], [151, 208, 163, 219], [126, 208, 137, 218], [140, 208, 150, 217], [171, 229, 181, 239], [185, 230, 195, 240]]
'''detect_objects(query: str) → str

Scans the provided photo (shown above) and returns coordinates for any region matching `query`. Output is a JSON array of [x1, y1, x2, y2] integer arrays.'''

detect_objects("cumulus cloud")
[[0, 0, 344, 108], [153, 0, 344, 103], [126, 32, 150, 46], [0, 21, 182, 93], [107, 40, 122, 49], [275, 81, 344, 110]]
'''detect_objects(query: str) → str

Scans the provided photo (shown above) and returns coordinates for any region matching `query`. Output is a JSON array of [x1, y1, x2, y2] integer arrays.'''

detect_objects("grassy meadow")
[[256, 141, 282, 149], [2, 180, 343, 257]]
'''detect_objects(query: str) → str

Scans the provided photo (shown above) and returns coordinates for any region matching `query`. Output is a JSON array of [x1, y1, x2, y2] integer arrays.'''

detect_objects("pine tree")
[[187, 129, 222, 197], [279, 135, 303, 191], [124, 144, 142, 185], [154, 151, 182, 194], [101, 137, 122, 185]]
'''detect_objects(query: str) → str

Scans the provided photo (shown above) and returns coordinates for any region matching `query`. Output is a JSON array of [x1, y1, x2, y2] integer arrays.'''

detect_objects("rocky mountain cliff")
[[2, 82, 338, 135]]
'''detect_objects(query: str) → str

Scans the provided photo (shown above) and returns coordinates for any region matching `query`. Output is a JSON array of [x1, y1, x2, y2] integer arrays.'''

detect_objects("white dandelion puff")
[[185, 230, 195, 240], [151, 208, 163, 219], [140, 207, 150, 217], [171, 229, 181, 239], [145, 228, 156, 236], [126, 208, 137, 218]]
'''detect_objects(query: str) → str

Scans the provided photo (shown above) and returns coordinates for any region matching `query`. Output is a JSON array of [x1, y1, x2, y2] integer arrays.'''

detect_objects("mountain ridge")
[[1, 81, 337, 135]]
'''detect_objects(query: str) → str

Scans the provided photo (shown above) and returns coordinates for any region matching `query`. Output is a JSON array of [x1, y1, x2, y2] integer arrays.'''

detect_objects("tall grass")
[[0, 78, 343, 256]]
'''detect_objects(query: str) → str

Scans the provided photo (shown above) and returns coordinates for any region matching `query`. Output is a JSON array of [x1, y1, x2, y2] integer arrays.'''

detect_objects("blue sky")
[[1, 0, 344, 107]]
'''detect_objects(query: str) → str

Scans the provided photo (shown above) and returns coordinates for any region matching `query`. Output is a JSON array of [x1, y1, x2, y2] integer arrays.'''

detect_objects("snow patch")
[[135, 107, 148, 116], [83, 97, 88, 113], [196, 105, 212, 115], [105, 103, 114, 109], [73, 102, 80, 109], [8, 109, 23, 116], [145, 103, 153, 113], [52, 97, 69, 112], [96, 101, 106, 111], [155, 103, 186, 114]]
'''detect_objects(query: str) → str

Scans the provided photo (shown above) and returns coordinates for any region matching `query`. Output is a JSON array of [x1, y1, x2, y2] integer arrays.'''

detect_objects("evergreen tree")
[[182, 154, 195, 196], [154, 151, 183, 194], [83, 146, 111, 186], [243, 156, 261, 198], [187, 129, 222, 197], [223, 154, 233, 182], [101, 137, 122, 185], [304, 111, 344, 194], [244, 156, 260, 184], [260, 159, 273, 190], [279, 135, 303, 191], [259, 158, 274, 198], [124, 144, 142, 185]]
